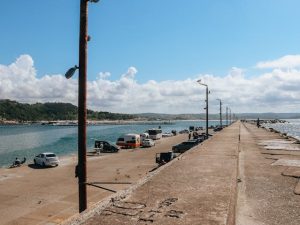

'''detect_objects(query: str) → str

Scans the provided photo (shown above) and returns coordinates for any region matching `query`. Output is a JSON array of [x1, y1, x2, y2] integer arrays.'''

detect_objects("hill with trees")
[[0, 99, 137, 122], [1, 99, 300, 123]]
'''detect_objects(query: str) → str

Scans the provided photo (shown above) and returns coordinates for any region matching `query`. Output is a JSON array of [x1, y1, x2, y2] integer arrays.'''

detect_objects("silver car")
[[34, 152, 59, 167], [142, 139, 155, 147]]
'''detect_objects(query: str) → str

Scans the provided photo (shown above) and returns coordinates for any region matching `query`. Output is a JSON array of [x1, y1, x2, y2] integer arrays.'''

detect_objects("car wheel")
[[34, 159, 37, 165], [42, 162, 46, 167]]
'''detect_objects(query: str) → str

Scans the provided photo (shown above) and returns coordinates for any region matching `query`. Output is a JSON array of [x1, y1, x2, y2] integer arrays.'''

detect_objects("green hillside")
[[0, 99, 136, 122]]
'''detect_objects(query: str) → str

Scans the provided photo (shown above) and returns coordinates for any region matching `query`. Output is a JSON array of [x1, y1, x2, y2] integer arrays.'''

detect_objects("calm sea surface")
[[0, 120, 220, 167], [262, 119, 300, 140]]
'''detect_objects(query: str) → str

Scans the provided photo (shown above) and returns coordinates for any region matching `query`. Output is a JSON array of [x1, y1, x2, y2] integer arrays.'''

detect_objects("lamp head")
[[197, 79, 208, 87], [65, 65, 79, 79]]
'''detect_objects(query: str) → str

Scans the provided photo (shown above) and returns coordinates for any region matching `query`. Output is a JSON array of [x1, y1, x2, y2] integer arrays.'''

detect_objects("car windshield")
[[46, 154, 56, 157]]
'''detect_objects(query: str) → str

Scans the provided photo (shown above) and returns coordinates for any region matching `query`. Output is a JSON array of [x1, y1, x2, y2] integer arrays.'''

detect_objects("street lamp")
[[64, 0, 99, 213], [226, 106, 229, 126], [216, 99, 222, 128], [228, 108, 231, 125], [197, 79, 209, 137]]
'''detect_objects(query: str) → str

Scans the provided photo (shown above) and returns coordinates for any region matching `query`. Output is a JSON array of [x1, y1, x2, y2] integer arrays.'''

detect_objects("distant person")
[[21, 157, 26, 164], [98, 143, 103, 155], [75, 165, 79, 177], [14, 157, 21, 166], [188, 132, 191, 140], [193, 132, 197, 139], [257, 118, 260, 128]]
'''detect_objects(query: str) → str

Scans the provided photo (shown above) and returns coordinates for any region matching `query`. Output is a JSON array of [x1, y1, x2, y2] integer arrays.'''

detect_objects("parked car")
[[142, 139, 155, 147], [162, 133, 173, 138], [179, 129, 189, 134], [189, 126, 195, 131], [156, 151, 176, 165], [34, 152, 59, 167], [193, 135, 206, 143], [140, 133, 149, 142], [213, 126, 223, 132], [172, 140, 198, 153], [94, 140, 120, 153]]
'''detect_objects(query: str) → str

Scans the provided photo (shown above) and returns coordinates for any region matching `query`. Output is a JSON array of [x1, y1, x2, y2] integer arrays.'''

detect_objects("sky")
[[1, 0, 300, 114]]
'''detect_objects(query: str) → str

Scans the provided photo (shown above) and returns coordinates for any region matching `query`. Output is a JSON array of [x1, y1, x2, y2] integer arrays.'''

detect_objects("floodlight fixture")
[[197, 79, 208, 87], [65, 65, 79, 79]]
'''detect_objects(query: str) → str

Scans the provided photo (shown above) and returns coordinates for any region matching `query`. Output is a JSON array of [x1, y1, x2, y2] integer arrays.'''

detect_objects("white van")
[[116, 134, 141, 148]]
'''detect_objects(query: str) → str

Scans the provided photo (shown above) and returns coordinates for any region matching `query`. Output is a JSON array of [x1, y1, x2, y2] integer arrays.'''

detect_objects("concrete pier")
[[66, 121, 300, 225]]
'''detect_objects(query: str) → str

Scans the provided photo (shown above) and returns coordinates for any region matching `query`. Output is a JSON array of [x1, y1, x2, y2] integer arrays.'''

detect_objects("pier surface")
[[67, 121, 300, 225], [0, 132, 188, 225], [1, 121, 300, 225]]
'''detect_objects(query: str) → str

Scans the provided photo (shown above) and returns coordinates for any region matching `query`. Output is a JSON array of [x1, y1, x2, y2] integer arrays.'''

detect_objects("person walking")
[[98, 142, 103, 155]]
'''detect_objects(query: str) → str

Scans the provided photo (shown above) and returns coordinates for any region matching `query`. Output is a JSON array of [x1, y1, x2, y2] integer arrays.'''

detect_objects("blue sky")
[[1, 0, 300, 113], [1, 0, 300, 81]]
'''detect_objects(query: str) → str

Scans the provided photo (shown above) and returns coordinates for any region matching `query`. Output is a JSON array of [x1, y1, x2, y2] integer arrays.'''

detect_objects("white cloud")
[[0, 55, 77, 104], [1, 54, 300, 114], [121, 66, 138, 79], [97, 72, 111, 79], [256, 55, 300, 69]]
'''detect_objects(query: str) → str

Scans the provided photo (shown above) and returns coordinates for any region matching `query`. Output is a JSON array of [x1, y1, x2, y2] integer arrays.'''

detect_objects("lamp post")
[[65, 0, 99, 213], [197, 80, 209, 137], [226, 106, 228, 126], [216, 99, 222, 128]]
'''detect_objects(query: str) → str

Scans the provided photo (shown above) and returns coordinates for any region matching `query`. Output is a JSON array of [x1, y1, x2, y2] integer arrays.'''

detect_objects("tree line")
[[0, 99, 136, 122]]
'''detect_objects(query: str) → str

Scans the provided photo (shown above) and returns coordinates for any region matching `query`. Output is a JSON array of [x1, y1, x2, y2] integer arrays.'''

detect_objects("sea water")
[[0, 120, 220, 167], [262, 119, 300, 140]]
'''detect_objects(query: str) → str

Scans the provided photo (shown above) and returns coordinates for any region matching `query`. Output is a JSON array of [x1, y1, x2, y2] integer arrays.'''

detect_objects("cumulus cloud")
[[97, 72, 111, 80], [256, 55, 300, 69], [1, 54, 300, 113], [0, 55, 77, 104], [121, 66, 138, 79]]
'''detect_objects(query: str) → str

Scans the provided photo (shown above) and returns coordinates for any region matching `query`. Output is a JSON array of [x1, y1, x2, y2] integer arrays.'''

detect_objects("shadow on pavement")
[[27, 163, 52, 169]]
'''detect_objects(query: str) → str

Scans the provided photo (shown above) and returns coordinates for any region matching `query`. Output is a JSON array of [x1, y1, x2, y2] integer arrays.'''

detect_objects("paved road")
[[75, 122, 240, 225], [69, 121, 300, 225], [237, 122, 300, 225], [3, 121, 299, 225], [0, 133, 188, 225]]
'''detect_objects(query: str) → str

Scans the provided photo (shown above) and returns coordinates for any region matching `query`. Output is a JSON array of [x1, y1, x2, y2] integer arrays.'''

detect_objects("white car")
[[34, 152, 59, 167], [142, 139, 155, 147]]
